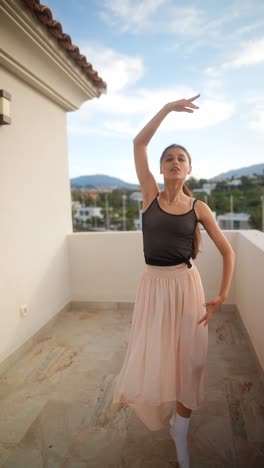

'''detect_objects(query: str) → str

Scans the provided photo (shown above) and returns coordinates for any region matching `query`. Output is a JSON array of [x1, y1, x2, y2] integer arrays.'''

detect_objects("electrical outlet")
[[20, 304, 28, 318]]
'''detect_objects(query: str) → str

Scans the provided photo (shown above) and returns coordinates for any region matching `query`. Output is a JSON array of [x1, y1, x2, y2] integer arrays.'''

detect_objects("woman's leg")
[[170, 401, 192, 468], [176, 400, 192, 418]]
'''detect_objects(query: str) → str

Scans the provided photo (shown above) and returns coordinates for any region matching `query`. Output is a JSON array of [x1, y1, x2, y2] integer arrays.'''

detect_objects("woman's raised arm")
[[133, 94, 200, 191]]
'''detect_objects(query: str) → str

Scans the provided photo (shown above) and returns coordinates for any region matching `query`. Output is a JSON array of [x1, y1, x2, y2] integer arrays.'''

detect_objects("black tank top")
[[142, 192, 198, 268]]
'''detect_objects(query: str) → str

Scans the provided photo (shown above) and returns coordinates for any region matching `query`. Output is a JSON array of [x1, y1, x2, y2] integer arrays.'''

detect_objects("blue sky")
[[48, 0, 264, 183]]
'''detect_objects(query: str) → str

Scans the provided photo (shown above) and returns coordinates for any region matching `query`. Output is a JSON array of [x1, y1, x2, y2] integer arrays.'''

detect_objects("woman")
[[112, 94, 235, 468]]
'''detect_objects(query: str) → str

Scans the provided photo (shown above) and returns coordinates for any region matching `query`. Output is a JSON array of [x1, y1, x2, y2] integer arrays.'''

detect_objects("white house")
[[0, 0, 106, 367], [227, 179, 242, 187], [193, 182, 217, 196], [217, 212, 251, 230], [130, 191, 143, 202], [75, 206, 104, 223]]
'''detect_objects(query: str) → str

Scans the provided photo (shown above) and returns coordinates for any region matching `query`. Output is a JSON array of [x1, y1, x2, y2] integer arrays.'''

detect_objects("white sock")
[[169, 412, 190, 468], [169, 404, 177, 426]]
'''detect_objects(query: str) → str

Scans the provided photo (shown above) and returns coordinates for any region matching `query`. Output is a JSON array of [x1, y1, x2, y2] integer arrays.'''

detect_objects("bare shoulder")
[[194, 199, 213, 222], [194, 199, 235, 256]]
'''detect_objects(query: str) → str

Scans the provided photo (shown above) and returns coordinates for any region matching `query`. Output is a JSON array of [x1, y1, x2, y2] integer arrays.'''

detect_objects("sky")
[[47, 0, 264, 183]]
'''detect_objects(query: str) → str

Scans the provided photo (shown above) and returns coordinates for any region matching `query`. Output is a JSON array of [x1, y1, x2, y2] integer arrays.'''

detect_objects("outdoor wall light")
[[0, 90, 11, 125]]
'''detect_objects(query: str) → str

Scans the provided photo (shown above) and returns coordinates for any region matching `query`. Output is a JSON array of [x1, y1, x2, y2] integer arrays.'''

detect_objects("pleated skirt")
[[111, 261, 208, 431]]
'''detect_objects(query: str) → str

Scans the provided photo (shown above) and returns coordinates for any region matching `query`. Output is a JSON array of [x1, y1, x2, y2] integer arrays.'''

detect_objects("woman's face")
[[160, 147, 192, 181]]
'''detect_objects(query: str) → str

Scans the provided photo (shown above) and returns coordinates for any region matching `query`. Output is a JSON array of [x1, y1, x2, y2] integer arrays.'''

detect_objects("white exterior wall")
[[0, 66, 72, 364], [0, 0, 101, 366], [0, 1, 99, 110]]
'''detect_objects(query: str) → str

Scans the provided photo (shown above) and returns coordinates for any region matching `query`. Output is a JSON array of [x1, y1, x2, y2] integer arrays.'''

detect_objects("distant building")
[[217, 212, 250, 229], [193, 183, 216, 196], [74, 206, 104, 224], [227, 179, 242, 187], [134, 216, 142, 230], [72, 201, 82, 210], [130, 192, 143, 230], [130, 191, 143, 202]]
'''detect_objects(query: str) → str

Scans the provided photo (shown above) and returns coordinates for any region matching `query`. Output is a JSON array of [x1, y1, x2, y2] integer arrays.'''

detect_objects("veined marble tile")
[[225, 377, 264, 442], [0, 442, 17, 466], [51, 367, 102, 403], [0, 388, 47, 444], [0, 341, 79, 389], [61, 425, 126, 467], [0, 303, 263, 466], [189, 411, 236, 466], [3, 399, 88, 468]]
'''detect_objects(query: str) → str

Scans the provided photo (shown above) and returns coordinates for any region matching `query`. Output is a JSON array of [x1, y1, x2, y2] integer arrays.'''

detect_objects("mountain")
[[210, 163, 264, 181], [70, 163, 264, 190], [70, 174, 140, 190]]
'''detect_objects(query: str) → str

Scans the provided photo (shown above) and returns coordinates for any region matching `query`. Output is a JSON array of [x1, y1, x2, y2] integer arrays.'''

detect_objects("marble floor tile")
[[61, 425, 127, 468], [3, 399, 89, 468], [0, 305, 263, 467]]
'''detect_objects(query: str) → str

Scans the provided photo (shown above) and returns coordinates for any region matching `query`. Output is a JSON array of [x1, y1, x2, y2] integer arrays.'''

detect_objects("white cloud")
[[205, 36, 264, 79], [204, 79, 223, 90], [223, 37, 264, 68], [80, 43, 144, 93], [99, 0, 206, 36], [232, 20, 264, 37], [104, 119, 137, 135], [99, 0, 167, 32], [99, 0, 264, 48], [68, 44, 234, 137], [157, 98, 234, 130], [69, 87, 235, 137], [205, 67, 222, 78], [247, 97, 264, 131], [161, 7, 205, 35], [249, 112, 264, 130]]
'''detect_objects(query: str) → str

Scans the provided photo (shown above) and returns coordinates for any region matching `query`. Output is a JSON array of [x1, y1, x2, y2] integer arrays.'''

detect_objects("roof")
[[20, 0, 107, 93]]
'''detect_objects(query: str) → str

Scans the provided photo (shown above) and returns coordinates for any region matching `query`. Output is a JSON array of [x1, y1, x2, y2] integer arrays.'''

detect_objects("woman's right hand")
[[165, 94, 200, 113]]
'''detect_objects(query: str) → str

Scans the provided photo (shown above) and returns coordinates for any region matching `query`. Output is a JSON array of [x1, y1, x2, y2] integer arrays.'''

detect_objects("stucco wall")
[[0, 66, 72, 365], [0, 2, 98, 110], [68, 229, 264, 371], [235, 230, 264, 376], [68, 231, 237, 304]]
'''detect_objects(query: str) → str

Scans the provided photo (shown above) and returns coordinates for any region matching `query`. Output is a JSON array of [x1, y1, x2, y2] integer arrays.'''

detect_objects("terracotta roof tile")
[[20, 0, 107, 93]]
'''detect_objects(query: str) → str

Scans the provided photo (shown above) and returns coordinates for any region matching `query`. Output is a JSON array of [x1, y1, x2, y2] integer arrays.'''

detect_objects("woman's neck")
[[162, 182, 185, 204]]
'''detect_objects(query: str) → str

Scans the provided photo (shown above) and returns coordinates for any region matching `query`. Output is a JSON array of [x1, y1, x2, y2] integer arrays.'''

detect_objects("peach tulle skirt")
[[111, 261, 208, 431]]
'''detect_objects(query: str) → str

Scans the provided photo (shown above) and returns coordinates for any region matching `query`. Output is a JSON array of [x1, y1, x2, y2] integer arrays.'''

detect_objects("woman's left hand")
[[197, 295, 224, 327]]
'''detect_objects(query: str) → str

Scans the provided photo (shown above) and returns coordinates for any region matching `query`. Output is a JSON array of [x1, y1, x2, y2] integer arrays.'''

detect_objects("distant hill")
[[70, 174, 140, 190], [210, 163, 264, 181], [70, 163, 264, 190]]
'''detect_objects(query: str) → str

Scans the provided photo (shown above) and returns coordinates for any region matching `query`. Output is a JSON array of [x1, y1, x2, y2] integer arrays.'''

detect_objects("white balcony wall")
[[1, 219, 264, 369], [194, 231, 237, 303], [68, 231, 237, 304], [69, 232, 146, 303], [68, 229, 264, 371], [235, 231, 264, 376]]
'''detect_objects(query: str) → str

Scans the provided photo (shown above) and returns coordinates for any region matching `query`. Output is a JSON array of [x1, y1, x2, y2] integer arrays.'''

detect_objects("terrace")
[[0, 229, 264, 467]]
